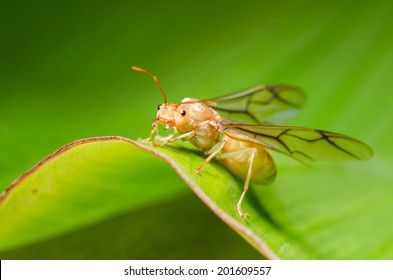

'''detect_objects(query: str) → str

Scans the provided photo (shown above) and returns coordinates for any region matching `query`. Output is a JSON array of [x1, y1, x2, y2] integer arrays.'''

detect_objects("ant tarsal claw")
[[237, 203, 249, 219], [152, 142, 162, 148], [238, 209, 249, 219]]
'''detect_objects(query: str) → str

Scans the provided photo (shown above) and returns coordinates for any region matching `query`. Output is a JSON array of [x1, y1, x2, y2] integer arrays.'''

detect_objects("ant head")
[[132, 66, 187, 129], [153, 103, 188, 130]]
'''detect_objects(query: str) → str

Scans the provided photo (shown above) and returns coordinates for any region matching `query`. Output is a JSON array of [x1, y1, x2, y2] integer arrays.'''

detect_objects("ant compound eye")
[[157, 104, 162, 110], [181, 110, 186, 116]]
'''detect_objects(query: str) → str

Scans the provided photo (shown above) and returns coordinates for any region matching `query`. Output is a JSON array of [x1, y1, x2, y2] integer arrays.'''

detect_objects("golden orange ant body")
[[133, 66, 372, 219]]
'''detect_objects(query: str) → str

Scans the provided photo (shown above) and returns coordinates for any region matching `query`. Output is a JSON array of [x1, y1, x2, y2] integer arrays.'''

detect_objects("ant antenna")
[[132, 66, 167, 104]]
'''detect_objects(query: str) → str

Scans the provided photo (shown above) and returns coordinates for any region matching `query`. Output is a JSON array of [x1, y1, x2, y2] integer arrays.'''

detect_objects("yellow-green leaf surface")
[[1, 0, 393, 259], [0, 135, 392, 259]]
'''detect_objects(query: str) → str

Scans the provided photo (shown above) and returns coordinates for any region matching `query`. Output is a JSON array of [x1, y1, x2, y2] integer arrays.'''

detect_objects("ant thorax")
[[174, 98, 222, 151]]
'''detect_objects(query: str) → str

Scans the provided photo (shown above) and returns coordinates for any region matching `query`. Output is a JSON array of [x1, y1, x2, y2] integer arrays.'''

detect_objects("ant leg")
[[155, 133, 175, 142], [195, 136, 227, 174], [155, 127, 179, 142], [154, 130, 195, 148], [218, 147, 257, 219], [138, 126, 158, 143]]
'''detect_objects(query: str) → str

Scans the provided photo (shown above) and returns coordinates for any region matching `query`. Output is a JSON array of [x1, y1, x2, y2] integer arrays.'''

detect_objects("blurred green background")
[[1, 0, 393, 259]]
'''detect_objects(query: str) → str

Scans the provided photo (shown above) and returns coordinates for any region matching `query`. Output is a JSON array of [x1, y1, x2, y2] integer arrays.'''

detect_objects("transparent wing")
[[210, 85, 305, 125], [223, 124, 373, 164]]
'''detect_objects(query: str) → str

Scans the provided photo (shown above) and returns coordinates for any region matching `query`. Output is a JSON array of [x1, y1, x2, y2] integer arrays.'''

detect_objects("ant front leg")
[[153, 130, 195, 148], [155, 133, 175, 142], [138, 126, 158, 144], [139, 126, 194, 147]]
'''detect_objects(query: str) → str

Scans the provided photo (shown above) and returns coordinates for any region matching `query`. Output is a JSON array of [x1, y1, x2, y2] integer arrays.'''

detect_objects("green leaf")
[[0, 136, 300, 258], [0, 137, 181, 252], [1, 135, 391, 259], [0, 136, 264, 259]]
